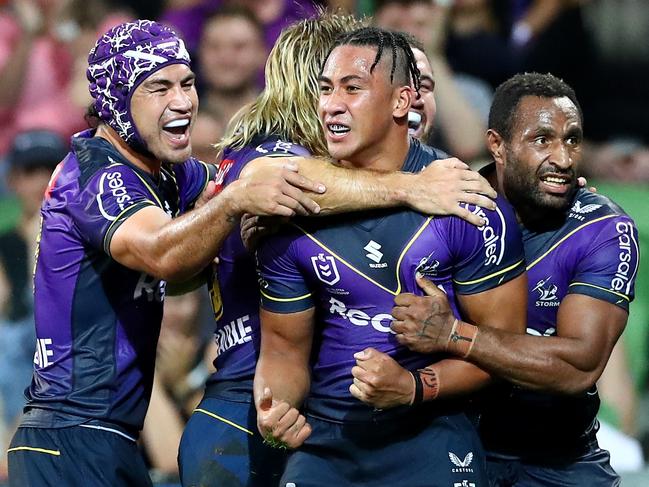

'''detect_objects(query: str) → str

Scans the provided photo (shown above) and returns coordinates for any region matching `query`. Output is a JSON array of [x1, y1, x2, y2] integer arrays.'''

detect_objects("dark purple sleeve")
[[568, 216, 639, 311], [69, 164, 159, 255], [448, 195, 526, 294], [256, 226, 314, 314]]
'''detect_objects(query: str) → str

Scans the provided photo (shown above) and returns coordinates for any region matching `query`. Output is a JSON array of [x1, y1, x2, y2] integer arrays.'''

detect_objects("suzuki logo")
[[364, 240, 384, 264]]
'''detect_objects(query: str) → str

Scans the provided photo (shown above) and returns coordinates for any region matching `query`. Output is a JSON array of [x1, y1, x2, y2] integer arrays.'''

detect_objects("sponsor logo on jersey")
[[34, 338, 54, 368], [134, 273, 166, 302], [416, 252, 440, 278], [467, 205, 505, 266], [328, 297, 394, 334], [532, 276, 560, 307], [449, 451, 474, 473], [454, 482, 476, 487], [215, 315, 252, 354], [611, 221, 634, 294], [97, 170, 133, 220], [569, 201, 602, 221], [364, 240, 387, 268], [311, 253, 341, 285]]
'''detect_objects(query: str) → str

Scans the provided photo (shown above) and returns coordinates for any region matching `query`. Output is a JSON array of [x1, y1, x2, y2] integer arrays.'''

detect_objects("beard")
[[502, 148, 577, 228]]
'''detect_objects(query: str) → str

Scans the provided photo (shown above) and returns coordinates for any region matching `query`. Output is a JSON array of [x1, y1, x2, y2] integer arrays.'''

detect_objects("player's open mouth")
[[408, 111, 422, 136], [326, 122, 350, 141], [162, 118, 190, 145], [539, 174, 571, 194]]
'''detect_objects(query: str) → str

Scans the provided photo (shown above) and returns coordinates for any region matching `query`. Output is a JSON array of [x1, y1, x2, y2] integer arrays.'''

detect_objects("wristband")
[[447, 319, 478, 358], [410, 370, 423, 405]]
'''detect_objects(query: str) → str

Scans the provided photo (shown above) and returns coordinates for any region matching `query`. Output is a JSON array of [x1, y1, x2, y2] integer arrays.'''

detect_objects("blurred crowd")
[[0, 0, 648, 483]]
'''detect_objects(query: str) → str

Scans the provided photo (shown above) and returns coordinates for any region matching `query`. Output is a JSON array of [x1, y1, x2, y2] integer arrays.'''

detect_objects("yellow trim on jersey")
[[453, 259, 525, 286], [193, 409, 253, 435], [568, 282, 630, 301], [293, 217, 433, 296], [260, 289, 312, 302], [526, 215, 618, 270], [7, 446, 61, 456], [103, 201, 158, 255], [102, 162, 164, 208]]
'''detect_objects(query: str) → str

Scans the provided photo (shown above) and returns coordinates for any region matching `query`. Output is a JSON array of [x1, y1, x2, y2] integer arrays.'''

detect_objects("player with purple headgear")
[[6, 19, 324, 487]]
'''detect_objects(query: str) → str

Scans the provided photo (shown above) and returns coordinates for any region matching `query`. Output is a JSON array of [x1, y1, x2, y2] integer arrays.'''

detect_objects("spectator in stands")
[[0, 129, 67, 482], [197, 6, 267, 128], [0, 0, 86, 156]]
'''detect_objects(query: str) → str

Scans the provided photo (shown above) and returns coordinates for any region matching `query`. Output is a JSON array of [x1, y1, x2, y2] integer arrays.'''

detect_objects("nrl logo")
[[311, 253, 340, 285]]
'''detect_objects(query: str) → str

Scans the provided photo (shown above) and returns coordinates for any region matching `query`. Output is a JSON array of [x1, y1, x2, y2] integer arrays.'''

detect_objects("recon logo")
[[449, 451, 474, 473], [311, 253, 341, 285], [364, 240, 387, 268], [532, 276, 559, 307]]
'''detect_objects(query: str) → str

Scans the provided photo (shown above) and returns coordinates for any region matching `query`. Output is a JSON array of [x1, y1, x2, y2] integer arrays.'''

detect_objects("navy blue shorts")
[[178, 395, 287, 487], [7, 425, 151, 487], [486, 448, 620, 487], [281, 411, 488, 487]]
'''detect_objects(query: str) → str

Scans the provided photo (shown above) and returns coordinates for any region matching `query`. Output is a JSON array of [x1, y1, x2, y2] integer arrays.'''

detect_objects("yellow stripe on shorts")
[[7, 446, 61, 456], [194, 408, 254, 435]]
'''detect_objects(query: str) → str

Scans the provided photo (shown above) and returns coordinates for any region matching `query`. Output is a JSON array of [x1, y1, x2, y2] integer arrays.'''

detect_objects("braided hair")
[[329, 27, 421, 93]]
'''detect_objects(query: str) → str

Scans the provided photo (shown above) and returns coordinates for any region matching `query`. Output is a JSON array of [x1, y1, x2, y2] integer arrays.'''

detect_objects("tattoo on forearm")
[[419, 366, 440, 401]]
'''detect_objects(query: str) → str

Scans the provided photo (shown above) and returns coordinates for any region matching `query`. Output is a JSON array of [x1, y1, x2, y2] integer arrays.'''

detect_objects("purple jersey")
[[480, 184, 640, 458], [257, 139, 526, 422], [205, 136, 311, 394], [24, 130, 214, 431]]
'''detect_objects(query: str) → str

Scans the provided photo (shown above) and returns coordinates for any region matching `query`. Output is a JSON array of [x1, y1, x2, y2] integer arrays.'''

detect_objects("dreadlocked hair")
[[216, 10, 366, 158], [329, 26, 420, 93]]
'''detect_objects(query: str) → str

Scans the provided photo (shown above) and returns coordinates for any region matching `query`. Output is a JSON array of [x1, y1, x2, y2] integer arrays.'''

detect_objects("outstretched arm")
[[111, 162, 322, 282], [254, 308, 315, 448], [392, 277, 627, 394], [244, 155, 497, 226]]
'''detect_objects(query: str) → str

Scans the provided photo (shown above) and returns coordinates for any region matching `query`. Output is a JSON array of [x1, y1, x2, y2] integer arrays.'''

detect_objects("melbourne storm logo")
[[532, 276, 559, 307], [311, 253, 340, 285], [416, 252, 440, 278], [449, 451, 474, 473]]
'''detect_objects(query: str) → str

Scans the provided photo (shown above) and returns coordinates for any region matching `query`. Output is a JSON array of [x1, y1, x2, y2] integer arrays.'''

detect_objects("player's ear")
[[393, 86, 412, 119], [487, 129, 505, 166]]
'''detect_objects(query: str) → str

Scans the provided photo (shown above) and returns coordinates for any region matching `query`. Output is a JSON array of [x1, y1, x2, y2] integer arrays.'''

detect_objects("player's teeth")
[[408, 111, 422, 127], [164, 119, 189, 129], [330, 124, 349, 133], [543, 177, 567, 184]]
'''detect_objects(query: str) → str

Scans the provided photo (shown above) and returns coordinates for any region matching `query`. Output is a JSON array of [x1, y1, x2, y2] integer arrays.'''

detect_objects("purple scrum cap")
[[87, 20, 191, 149]]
